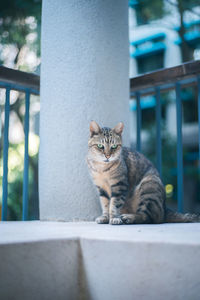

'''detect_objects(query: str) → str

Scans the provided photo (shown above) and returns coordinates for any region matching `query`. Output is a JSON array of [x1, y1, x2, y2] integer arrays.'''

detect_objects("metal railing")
[[130, 60, 200, 212], [0, 66, 40, 220], [1, 61, 199, 220]]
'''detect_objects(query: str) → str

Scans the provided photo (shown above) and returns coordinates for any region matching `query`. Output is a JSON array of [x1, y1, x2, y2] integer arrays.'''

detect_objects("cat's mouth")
[[104, 158, 110, 162]]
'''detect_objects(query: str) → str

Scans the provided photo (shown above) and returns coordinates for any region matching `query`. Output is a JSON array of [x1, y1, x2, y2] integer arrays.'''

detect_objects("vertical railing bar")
[[197, 76, 200, 169], [175, 82, 183, 213], [155, 87, 162, 177], [22, 90, 30, 221], [2, 88, 10, 221], [136, 91, 141, 152]]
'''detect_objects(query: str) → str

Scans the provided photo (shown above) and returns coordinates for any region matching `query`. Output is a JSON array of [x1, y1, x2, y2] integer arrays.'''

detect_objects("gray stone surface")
[[40, 0, 130, 221], [0, 222, 200, 300], [0, 239, 79, 300]]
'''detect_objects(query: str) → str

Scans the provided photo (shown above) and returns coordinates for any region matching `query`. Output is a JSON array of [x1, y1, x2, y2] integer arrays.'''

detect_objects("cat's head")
[[88, 121, 124, 163]]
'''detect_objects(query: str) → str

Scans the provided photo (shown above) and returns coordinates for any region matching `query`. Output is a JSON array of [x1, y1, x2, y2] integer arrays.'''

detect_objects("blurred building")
[[129, 1, 200, 211]]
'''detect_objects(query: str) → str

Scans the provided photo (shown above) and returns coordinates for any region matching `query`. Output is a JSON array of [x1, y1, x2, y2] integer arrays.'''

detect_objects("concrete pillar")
[[40, 0, 130, 221]]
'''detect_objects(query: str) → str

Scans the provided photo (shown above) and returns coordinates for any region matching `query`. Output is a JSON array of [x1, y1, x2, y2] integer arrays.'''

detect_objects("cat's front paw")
[[121, 214, 135, 224], [96, 215, 109, 224], [109, 217, 123, 225]]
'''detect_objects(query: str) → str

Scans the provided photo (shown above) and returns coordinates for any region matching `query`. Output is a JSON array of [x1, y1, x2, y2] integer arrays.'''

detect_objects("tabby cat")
[[87, 121, 200, 225]]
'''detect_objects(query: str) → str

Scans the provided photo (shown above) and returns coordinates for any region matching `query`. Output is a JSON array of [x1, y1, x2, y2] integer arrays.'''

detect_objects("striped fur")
[[87, 121, 200, 225]]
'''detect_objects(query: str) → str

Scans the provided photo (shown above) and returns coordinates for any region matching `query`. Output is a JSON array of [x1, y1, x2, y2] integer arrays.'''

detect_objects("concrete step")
[[0, 221, 200, 300]]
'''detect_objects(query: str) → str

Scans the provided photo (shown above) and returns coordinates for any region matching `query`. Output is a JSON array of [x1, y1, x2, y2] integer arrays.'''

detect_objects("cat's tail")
[[165, 208, 200, 223]]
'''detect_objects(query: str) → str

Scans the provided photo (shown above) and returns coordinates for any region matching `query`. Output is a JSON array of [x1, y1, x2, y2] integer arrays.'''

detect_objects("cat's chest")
[[92, 171, 112, 197]]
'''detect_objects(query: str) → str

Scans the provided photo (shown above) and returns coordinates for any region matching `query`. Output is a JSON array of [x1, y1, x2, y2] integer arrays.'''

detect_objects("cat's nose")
[[105, 154, 111, 159]]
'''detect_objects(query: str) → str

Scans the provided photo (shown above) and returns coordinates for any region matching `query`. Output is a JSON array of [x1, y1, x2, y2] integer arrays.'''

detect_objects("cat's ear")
[[113, 122, 124, 135], [89, 121, 101, 137]]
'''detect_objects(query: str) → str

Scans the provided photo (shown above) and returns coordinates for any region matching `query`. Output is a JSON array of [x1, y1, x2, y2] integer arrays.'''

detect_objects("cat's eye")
[[111, 144, 118, 149], [97, 144, 104, 149]]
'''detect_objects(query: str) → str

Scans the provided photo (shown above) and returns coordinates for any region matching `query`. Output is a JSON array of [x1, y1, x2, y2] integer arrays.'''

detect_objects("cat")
[[87, 120, 200, 225]]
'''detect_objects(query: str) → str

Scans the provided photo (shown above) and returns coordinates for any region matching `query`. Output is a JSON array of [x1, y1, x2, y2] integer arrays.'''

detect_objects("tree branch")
[[165, 0, 200, 18]]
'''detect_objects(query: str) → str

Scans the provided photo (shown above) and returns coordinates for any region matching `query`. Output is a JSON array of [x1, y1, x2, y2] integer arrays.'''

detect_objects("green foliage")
[[0, 1, 41, 219], [130, 0, 199, 25], [0, 137, 39, 220], [178, 0, 199, 12], [134, 0, 167, 25], [0, 0, 41, 66], [0, 0, 41, 20]]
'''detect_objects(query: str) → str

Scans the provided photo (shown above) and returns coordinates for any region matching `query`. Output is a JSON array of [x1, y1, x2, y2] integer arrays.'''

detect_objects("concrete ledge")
[[0, 222, 200, 300]]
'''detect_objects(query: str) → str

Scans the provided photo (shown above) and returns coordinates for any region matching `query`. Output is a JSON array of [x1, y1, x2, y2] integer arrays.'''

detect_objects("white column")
[[39, 0, 130, 221]]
